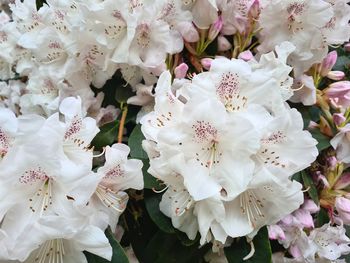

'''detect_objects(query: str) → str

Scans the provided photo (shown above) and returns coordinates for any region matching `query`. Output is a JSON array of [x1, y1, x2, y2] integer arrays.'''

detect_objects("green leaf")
[[86, 228, 129, 263], [144, 231, 205, 263], [128, 124, 148, 159], [316, 208, 330, 227], [224, 227, 272, 263], [115, 86, 135, 104], [142, 159, 162, 189], [301, 171, 319, 205], [145, 194, 175, 234], [175, 231, 199, 247], [91, 120, 119, 149], [310, 129, 331, 152]]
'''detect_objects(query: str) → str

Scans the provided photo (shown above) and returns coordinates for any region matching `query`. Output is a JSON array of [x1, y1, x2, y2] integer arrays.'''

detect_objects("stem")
[[118, 103, 128, 143]]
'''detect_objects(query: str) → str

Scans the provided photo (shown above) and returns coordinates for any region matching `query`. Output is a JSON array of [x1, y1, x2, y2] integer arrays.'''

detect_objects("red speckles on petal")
[[64, 115, 82, 139], [216, 72, 239, 103], [0, 129, 10, 158], [19, 167, 48, 184], [261, 131, 286, 145], [192, 120, 218, 143], [104, 164, 124, 179]]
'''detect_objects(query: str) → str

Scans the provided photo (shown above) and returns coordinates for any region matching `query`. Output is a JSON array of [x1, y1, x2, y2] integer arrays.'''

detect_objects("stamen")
[[95, 185, 128, 212]]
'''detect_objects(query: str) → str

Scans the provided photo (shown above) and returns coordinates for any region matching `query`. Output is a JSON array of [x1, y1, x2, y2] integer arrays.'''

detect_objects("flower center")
[[240, 191, 265, 228], [95, 185, 128, 212], [33, 239, 65, 263]]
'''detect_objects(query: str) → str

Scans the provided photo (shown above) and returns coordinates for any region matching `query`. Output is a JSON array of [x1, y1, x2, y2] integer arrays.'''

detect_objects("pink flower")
[[324, 81, 350, 108]]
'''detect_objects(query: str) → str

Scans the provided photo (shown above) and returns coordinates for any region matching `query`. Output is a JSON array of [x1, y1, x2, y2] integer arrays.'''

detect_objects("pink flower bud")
[[174, 63, 189, 79], [324, 81, 350, 108], [248, 0, 260, 19], [333, 113, 346, 126], [238, 50, 254, 61], [335, 197, 350, 224], [178, 22, 200, 42], [217, 35, 232, 52], [327, 71, 345, 81], [345, 43, 350, 52], [302, 199, 319, 214], [208, 16, 223, 41], [201, 58, 213, 70], [320, 51, 337, 77], [326, 156, 338, 169], [334, 173, 350, 190], [268, 225, 285, 240], [294, 209, 314, 228]]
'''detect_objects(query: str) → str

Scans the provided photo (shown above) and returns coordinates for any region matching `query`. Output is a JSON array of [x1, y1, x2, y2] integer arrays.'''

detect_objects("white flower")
[[141, 56, 317, 245], [308, 224, 350, 261], [258, 0, 334, 76], [6, 215, 112, 262], [89, 143, 143, 230], [0, 107, 17, 159]]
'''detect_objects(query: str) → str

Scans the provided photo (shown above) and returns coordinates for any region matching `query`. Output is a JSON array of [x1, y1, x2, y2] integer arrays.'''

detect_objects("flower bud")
[[248, 0, 260, 19], [238, 50, 254, 61], [201, 58, 213, 70], [324, 81, 350, 109], [333, 113, 346, 126], [320, 51, 337, 77], [174, 63, 189, 79], [326, 156, 338, 169], [335, 197, 350, 224], [268, 225, 285, 240], [217, 35, 232, 52], [208, 16, 223, 41], [320, 116, 333, 137], [327, 71, 345, 81], [178, 22, 199, 42]]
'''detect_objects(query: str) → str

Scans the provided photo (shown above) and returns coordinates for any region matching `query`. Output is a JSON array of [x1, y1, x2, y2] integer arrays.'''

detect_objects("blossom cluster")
[[0, 0, 349, 262], [0, 97, 143, 261]]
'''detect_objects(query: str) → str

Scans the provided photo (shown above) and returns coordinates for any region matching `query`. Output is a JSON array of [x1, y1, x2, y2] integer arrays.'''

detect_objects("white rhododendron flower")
[[141, 53, 318, 245]]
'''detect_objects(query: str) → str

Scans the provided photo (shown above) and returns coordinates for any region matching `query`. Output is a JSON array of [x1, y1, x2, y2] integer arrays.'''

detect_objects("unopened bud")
[[201, 58, 213, 70], [174, 63, 189, 79], [208, 16, 223, 41], [345, 43, 350, 52], [320, 51, 337, 77], [333, 113, 346, 126], [238, 50, 254, 61], [319, 115, 333, 137], [217, 35, 232, 52], [327, 71, 345, 81]]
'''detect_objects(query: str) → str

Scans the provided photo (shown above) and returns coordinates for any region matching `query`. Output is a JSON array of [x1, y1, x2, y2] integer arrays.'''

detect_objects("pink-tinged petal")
[[333, 113, 346, 126], [238, 50, 254, 61], [327, 71, 345, 81], [217, 35, 232, 52], [268, 225, 285, 240], [335, 197, 350, 224], [294, 209, 314, 228], [302, 199, 319, 214], [201, 58, 213, 70], [334, 173, 350, 190]]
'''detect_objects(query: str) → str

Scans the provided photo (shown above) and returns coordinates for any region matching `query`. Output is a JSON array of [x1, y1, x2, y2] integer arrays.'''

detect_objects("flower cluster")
[[0, 97, 143, 261], [141, 50, 318, 245], [0, 0, 349, 262]]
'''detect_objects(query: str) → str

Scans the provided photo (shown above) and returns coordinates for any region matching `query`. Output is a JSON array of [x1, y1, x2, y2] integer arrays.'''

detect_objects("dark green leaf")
[[144, 231, 204, 263], [91, 120, 119, 149], [333, 55, 350, 72], [316, 208, 330, 227], [301, 171, 319, 205], [225, 227, 272, 263], [310, 130, 331, 152], [115, 86, 135, 104], [145, 194, 175, 234], [128, 125, 148, 159], [176, 231, 199, 247], [86, 228, 129, 263]]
